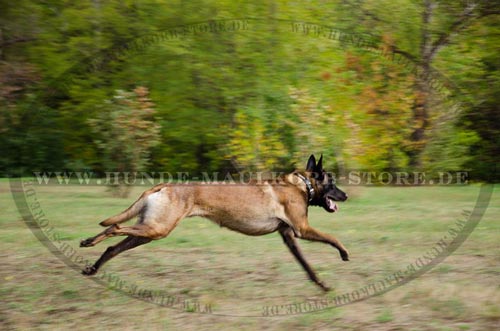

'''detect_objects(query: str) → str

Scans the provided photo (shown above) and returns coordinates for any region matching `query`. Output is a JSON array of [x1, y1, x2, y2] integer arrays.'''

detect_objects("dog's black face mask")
[[306, 154, 348, 213]]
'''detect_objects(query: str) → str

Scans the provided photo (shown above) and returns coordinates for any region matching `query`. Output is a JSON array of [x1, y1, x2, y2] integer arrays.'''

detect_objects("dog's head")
[[305, 154, 347, 212]]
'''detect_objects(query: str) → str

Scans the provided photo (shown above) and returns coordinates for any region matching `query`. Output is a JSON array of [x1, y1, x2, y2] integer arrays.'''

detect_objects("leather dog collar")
[[295, 173, 315, 202]]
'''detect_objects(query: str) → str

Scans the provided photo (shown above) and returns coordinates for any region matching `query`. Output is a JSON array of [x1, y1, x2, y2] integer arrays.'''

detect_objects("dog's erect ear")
[[306, 154, 316, 172], [316, 154, 323, 172]]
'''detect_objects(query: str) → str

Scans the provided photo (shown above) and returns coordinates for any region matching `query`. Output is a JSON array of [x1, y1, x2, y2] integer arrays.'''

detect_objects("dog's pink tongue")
[[333, 203, 339, 212], [328, 198, 339, 212]]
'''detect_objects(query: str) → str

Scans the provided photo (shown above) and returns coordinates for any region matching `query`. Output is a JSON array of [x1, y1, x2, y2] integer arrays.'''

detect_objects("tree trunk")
[[408, 0, 480, 168], [408, 0, 434, 168]]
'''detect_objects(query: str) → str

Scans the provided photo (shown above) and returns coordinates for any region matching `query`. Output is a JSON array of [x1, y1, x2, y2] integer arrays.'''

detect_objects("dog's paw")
[[319, 283, 331, 292], [80, 238, 95, 247], [340, 250, 350, 261], [82, 266, 97, 276]]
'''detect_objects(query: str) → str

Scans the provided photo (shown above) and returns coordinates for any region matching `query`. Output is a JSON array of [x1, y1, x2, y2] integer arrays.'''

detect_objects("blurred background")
[[0, 0, 498, 179], [1, 2, 499, 329]]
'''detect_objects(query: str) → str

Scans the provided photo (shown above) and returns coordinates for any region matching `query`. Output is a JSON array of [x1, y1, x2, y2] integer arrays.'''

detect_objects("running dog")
[[81, 154, 349, 291]]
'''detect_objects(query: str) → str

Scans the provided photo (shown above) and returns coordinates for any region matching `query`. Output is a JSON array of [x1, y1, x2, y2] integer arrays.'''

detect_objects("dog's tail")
[[99, 195, 147, 227]]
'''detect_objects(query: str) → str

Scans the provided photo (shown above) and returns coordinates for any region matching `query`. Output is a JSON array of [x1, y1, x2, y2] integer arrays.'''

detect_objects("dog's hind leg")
[[279, 225, 331, 292], [80, 225, 118, 247], [80, 222, 172, 247], [82, 235, 152, 276]]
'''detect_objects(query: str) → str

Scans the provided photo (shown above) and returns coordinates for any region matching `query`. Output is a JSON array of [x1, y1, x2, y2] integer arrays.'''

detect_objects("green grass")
[[0, 181, 498, 330], [375, 309, 393, 323]]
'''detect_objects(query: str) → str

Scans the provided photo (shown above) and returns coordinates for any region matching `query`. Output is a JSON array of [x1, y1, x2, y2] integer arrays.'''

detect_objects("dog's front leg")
[[279, 225, 331, 292], [298, 226, 349, 261]]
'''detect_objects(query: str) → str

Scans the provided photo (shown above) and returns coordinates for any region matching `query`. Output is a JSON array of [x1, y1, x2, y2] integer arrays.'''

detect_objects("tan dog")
[[81, 155, 349, 291]]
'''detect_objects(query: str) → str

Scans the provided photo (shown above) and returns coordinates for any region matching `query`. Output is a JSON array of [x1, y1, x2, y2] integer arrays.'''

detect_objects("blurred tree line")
[[0, 1, 498, 180]]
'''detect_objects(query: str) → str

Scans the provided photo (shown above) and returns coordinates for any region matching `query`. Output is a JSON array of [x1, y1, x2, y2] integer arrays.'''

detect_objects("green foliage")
[[88, 86, 160, 173], [227, 107, 288, 171], [287, 87, 342, 168], [333, 50, 415, 171], [0, 1, 497, 180], [0, 95, 65, 175], [422, 123, 480, 175], [434, 13, 500, 181]]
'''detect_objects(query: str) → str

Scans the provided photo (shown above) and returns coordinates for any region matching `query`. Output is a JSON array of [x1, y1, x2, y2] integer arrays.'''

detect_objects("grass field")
[[1, 180, 499, 330]]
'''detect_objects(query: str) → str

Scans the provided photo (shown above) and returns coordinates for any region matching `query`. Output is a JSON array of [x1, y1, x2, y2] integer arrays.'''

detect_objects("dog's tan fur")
[[81, 155, 349, 291]]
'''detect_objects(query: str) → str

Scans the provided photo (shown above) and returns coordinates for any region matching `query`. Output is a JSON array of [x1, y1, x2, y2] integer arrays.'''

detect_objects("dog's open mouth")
[[325, 197, 339, 213]]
